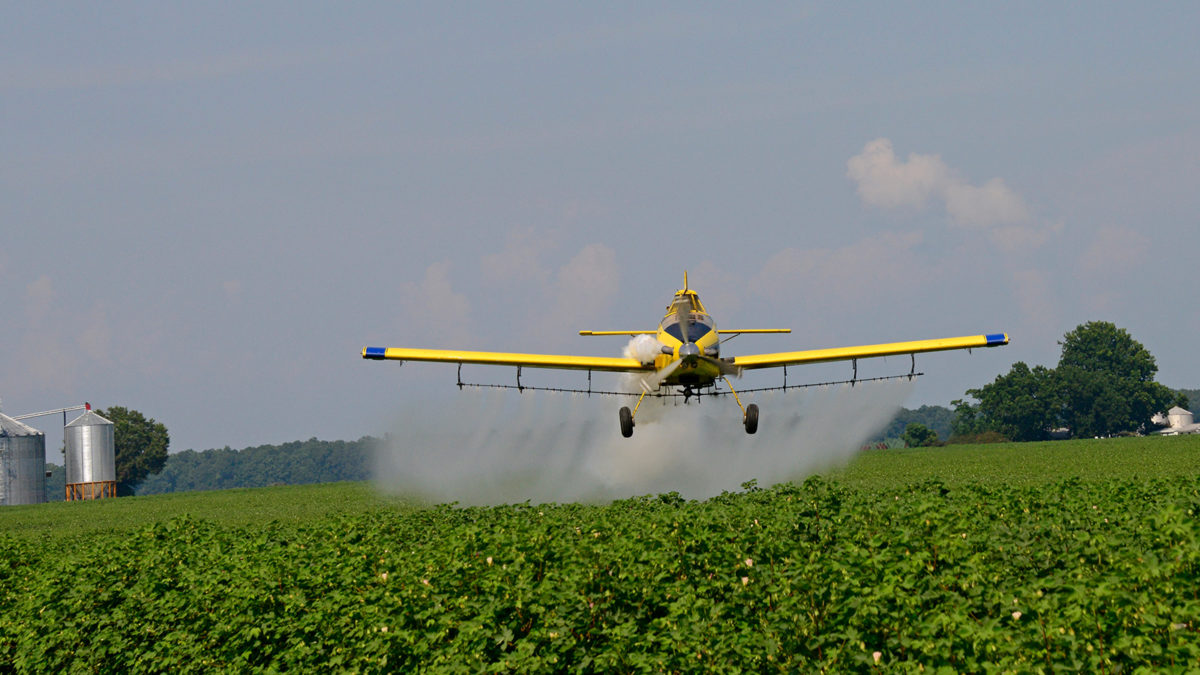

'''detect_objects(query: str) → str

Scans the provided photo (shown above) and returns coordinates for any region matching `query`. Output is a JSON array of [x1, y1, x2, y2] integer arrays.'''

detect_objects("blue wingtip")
[[363, 347, 386, 359], [985, 333, 1009, 346]]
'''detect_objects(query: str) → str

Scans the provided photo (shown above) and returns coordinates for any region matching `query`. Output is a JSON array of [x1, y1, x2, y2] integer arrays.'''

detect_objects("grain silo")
[[64, 409, 116, 500], [0, 413, 46, 505]]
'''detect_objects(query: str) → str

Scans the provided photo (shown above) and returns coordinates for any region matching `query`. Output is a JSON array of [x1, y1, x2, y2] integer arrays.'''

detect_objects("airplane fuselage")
[[652, 288, 724, 389]]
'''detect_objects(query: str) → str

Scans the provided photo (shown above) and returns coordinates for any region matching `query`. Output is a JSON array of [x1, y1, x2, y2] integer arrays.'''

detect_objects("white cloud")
[[943, 178, 1030, 228], [399, 262, 472, 346], [481, 227, 556, 285], [987, 222, 1063, 253], [847, 138, 1032, 229], [542, 244, 620, 335], [846, 138, 949, 210]]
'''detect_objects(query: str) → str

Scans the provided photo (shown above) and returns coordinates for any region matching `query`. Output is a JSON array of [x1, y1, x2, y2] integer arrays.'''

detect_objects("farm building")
[[1153, 406, 1200, 435]]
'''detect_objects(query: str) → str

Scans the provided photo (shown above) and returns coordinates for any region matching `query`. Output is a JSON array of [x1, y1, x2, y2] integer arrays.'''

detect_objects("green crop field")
[[3, 435, 1199, 672]]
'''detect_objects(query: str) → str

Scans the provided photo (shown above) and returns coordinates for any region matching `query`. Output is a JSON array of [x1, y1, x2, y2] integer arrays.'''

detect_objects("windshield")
[[662, 313, 714, 343]]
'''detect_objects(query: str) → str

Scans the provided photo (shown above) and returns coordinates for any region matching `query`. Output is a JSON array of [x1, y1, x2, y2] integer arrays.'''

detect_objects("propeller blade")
[[699, 354, 742, 377], [673, 296, 692, 346], [639, 357, 682, 392]]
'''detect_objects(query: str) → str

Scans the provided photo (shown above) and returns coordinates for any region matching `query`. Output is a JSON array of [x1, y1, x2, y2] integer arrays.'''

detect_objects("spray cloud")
[[373, 377, 911, 506]]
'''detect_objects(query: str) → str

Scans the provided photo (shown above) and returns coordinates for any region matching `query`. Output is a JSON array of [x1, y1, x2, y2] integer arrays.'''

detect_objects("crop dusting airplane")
[[363, 274, 1008, 437]]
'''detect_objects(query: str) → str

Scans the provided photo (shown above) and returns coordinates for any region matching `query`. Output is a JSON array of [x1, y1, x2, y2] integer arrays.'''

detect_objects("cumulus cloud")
[[847, 138, 1032, 229], [540, 244, 620, 335], [399, 262, 472, 345], [846, 138, 949, 210], [987, 221, 1063, 253], [943, 178, 1030, 227], [481, 227, 556, 285]]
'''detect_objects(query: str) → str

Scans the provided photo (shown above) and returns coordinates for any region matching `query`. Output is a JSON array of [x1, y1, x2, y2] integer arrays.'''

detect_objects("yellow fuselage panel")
[[655, 306, 723, 387], [662, 354, 721, 386]]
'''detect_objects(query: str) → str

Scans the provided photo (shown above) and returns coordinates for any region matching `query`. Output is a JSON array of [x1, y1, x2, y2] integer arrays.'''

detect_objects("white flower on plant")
[[873, 651, 882, 664], [487, 556, 493, 566], [380, 572, 388, 581], [1012, 611, 1022, 620], [741, 577, 749, 586], [744, 558, 754, 567]]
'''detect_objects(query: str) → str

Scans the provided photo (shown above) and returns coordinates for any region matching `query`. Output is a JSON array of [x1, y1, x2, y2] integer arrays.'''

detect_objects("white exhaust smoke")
[[372, 377, 912, 506], [623, 334, 661, 364]]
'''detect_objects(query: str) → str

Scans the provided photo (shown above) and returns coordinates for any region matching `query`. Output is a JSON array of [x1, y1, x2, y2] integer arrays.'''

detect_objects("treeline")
[[888, 322, 1190, 447], [134, 437, 376, 495], [874, 405, 956, 442]]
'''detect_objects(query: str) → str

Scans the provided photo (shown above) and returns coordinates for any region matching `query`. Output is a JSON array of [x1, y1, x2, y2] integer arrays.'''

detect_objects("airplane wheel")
[[744, 403, 759, 434], [619, 406, 634, 438]]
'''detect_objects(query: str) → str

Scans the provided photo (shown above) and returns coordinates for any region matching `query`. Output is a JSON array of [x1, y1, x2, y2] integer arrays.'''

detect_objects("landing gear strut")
[[722, 375, 759, 435]]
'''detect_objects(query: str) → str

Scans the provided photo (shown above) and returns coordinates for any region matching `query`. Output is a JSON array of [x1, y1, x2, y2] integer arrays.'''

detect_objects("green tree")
[[1172, 390, 1192, 411], [949, 398, 986, 438], [956, 322, 1175, 441], [1056, 322, 1174, 436], [878, 405, 955, 441], [965, 362, 1061, 442], [901, 423, 939, 447], [96, 406, 170, 496]]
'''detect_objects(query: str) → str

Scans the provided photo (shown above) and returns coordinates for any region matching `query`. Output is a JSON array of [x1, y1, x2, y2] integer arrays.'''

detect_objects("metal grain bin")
[[64, 409, 116, 500], [0, 413, 46, 505]]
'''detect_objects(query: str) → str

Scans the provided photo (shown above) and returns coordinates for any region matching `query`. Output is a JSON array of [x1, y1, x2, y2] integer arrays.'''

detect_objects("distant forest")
[[38, 388, 1197, 499], [871, 387, 1197, 447], [43, 437, 376, 500], [1174, 389, 1198, 411]]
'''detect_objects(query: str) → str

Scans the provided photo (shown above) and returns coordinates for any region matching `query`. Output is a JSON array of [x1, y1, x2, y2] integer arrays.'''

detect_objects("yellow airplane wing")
[[731, 333, 1008, 370], [361, 347, 652, 372], [578, 329, 791, 336]]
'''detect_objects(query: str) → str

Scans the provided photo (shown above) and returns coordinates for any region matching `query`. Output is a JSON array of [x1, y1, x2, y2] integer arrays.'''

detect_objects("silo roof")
[[0, 413, 42, 437], [65, 410, 113, 428]]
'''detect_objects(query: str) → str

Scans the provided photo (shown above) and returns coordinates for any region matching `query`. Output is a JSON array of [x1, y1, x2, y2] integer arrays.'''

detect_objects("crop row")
[[2, 477, 1199, 672]]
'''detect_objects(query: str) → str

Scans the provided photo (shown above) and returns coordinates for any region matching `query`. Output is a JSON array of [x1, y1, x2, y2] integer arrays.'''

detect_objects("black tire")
[[744, 403, 759, 434], [619, 406, 634, 438]]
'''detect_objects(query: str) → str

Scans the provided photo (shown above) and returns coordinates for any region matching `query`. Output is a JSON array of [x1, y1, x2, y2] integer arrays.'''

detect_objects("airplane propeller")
[[674, 296, 741, 378], [637, 357, 682, 392], [643, 297, 740, 388]]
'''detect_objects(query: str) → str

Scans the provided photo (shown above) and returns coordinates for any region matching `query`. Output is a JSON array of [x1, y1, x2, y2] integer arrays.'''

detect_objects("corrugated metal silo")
[[0, 413, 46, 505], [64, 410, 116, 500]]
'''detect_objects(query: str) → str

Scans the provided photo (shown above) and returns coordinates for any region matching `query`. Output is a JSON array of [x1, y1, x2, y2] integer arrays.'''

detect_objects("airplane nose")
[[678, 342, 700, 358]]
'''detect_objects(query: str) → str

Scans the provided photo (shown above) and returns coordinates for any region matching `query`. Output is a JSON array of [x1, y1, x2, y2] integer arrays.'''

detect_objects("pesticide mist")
[[373, 378, 912, 505]]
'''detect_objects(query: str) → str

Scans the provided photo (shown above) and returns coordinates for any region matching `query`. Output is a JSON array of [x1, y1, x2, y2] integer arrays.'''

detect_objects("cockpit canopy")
[[661, 312, 715, 343]]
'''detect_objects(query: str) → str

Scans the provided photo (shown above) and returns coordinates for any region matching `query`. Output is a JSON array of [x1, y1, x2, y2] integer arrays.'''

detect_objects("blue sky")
[[3, 3, 1198, 453]]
